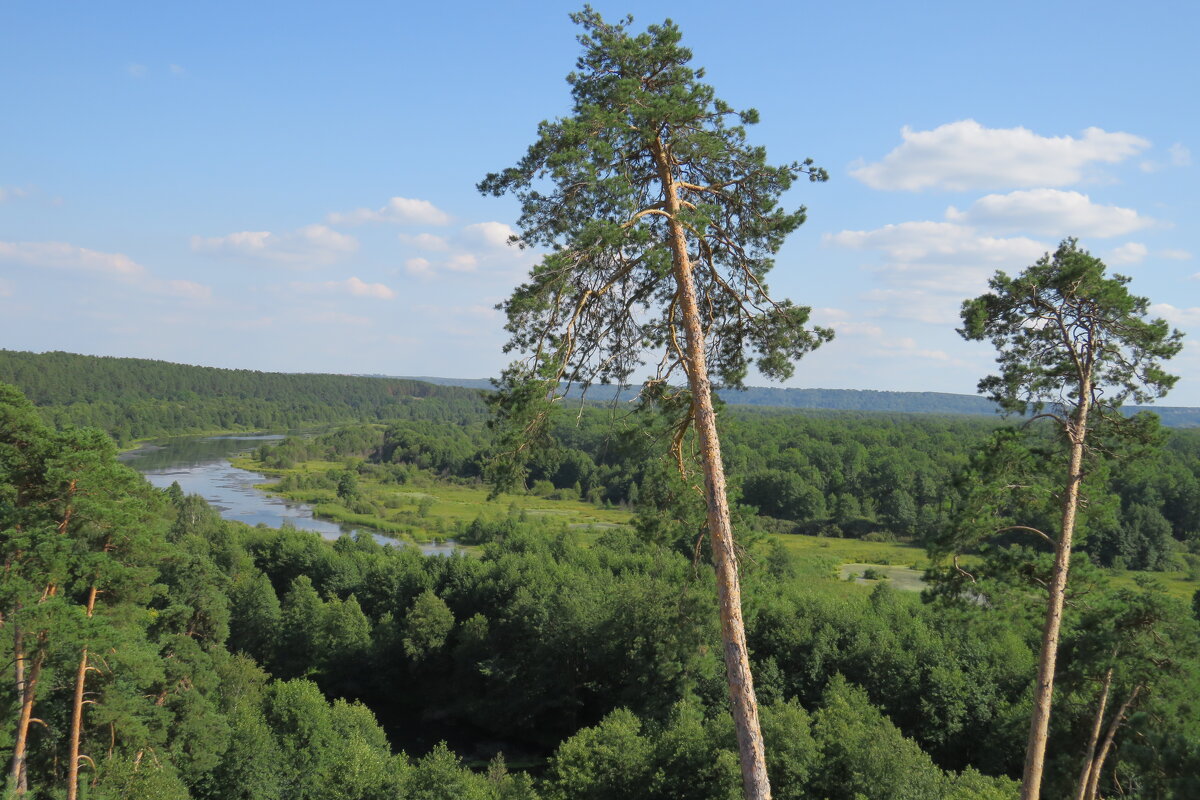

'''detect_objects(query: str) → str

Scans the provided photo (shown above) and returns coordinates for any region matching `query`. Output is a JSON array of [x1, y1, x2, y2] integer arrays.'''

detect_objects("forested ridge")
[[6, 350, 1196, 446], [0, 350, 487, 444]]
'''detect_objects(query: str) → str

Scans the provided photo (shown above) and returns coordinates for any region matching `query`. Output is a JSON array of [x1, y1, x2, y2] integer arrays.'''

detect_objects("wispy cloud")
[[309, 310, 372, 327], [852, 120, 1149, 191], [328, 197, 451, 226], [1107, 242, 1148, 265], [398, 232, 450, 251], [810, 307, 970, 366], [826, 222, 1048, 323], [127, 63, 147, 78], [289, 276, 396, 300], [1150, 303, 1200, 326], [0, 186, 29, 203], [1170, 142, 1192, 167], [191, 224, 357, 267], [0, 240, 210, 299], [406, 257, 432, 277]]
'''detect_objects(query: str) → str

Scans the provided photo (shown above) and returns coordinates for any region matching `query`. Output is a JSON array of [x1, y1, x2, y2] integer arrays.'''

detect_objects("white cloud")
[[1159, 249, 1192, 261], [827, 221, 1045, 269], [1108, 242, 1148, 265], [191, 224, 357, 266], [328, 197, 451, 226], [827, 221, 1048, 324], [1170, 142, 1192, 167], [461, 221, 517, 249], [290, 276, 396, 300], [0, 240, 211, 299], [946, 189, 1152, 238], [0, 186, 29, 203], [851, 120, 1149, 191], [445, 253, 477, 272], [127, 63, 147, 77], [169, 64, 186, 76], [1150, 303, 1200, 326], [398, 232, 450, 251]]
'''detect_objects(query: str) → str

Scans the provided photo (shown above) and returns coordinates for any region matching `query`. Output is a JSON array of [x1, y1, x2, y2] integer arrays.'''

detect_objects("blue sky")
[[3, 0, 1198, 404]]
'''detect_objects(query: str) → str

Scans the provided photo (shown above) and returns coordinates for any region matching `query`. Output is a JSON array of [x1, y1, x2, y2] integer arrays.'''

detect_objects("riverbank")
[[231, 454, 635, 544]]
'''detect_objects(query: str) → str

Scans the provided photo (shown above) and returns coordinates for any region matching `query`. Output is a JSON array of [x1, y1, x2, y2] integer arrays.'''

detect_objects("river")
[[121, 433, 458, 555]]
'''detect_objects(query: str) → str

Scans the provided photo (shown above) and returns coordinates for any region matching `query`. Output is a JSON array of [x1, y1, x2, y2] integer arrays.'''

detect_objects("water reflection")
[[123, 434, 456, 555]]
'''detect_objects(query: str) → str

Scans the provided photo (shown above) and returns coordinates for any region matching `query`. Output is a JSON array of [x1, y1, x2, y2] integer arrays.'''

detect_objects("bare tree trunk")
[[1073, 666, 1113, 800], [654, 140, 771, 800], [1022, 393, 1091, 800], [66, 584, 98, 800], [9, 628, 44, 795], [1084, 686, 1141, 800]]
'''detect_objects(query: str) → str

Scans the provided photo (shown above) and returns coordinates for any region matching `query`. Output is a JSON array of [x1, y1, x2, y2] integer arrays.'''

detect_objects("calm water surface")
[[121, 434, 458, 555]]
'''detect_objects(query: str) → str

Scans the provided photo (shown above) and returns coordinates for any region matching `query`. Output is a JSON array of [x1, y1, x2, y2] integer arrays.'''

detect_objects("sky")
[[3, 0, 1198, 404]]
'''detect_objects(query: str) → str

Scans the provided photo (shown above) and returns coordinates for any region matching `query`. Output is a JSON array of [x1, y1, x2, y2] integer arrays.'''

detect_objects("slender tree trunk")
[[9, 629, 44, 795], [1021, 391, 1091, 800], [653, 139, 771, 800], [1073, 666, 1113, 800], [1083, 686, 1140, 800], [66, 584, 98, 800]]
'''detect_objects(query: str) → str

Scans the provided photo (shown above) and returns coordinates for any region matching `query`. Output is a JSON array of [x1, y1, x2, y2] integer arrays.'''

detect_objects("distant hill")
[[0, 350, 488, 443], [396, 376, 1200, 428]]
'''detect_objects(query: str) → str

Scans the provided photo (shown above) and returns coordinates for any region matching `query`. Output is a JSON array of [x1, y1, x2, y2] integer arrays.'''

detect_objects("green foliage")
[[402, 589, 455, 661], [4, 378, 1199, 798], [960, 238, 1182, 418], [479, 7, 829, 493]]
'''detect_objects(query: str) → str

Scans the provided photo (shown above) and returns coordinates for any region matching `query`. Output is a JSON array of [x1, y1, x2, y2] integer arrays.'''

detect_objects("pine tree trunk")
[[1084, 685, 1140, 800], [1073, 666, 1113, 800], [66, 584, 98, 800], [654, 139, 771, 800], [9, 628, 43, 795], [1021, 391, 1091, 800]]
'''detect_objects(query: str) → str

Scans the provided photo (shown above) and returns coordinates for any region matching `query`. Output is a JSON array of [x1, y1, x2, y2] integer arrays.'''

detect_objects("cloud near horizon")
[[851, 120, 1149, 191], [0, 240, 211, 299]]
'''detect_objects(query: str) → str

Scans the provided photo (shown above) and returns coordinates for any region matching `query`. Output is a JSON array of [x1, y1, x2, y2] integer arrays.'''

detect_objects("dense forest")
[[407, 376, 1200, 428], [3, 348, 1199, 574], [3, 352, 1200, 797], [4, 373, 1200, 798], [249, 404, 1200, 575], [0, 350, 488, 444], [5, 350, 1197, 448]]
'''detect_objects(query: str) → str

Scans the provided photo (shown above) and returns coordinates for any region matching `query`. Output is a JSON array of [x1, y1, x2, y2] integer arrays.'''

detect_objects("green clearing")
[[235, 455, 1200, 600], [232, 455, 633, 543]]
